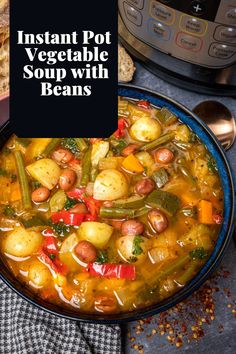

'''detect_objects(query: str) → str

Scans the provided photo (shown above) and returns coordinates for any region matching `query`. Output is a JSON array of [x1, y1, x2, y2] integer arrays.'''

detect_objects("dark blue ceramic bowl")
[[0, 84, 235, 324]]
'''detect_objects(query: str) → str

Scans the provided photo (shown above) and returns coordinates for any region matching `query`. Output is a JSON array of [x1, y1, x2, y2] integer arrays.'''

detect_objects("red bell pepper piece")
[[137, 100, 150, 109], [84, 214, 97, 221], [67, 187, 86, 200], [212, 214, 223, 224], [51, 211, 85, 226], [88, 263, 136, 280], [42, 229, 58, 255], [38, 250, 68, 275], [68, 158, 81, 166], [113, 118, 128, 139], [67, 188, 101, 217]]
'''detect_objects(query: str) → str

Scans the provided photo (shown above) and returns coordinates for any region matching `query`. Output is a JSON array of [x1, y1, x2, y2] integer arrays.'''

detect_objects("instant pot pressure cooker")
[[118, 0, 236, 96]]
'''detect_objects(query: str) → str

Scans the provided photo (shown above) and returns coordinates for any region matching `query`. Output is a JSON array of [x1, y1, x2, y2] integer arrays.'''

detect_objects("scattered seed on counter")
[[128, 266, 236, 352]]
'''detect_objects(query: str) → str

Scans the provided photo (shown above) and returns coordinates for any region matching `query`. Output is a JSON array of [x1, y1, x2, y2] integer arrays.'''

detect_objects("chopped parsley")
[[52, 222, 71, 237], [96, 250, 108, 264], [110, 138, 127, 155], [128, 256, 138, 263], [32, 181, 41, 190], [132, 235, 144, 256], [189, 247, 207, 260], [4, 205, 16, 217], [207, 156, 218, 174], [64, 197, 77, 211], [61, 138, 80, 155], [49, 254, 56, 261]]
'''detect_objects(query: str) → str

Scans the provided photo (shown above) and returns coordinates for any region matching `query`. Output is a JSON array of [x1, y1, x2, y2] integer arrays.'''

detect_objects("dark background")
[[10, 0, 118, 137]]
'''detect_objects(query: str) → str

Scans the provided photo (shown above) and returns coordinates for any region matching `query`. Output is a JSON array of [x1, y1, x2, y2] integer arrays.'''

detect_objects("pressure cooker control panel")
[[118, 0, 236, 68]]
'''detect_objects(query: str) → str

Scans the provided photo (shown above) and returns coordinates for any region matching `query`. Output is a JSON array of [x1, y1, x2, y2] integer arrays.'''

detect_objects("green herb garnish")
[[61, 138, 80, 155], [4, 205, 16, 217], [49, 254, 56, 261], [32, 181, 41, 190], [132, 235, 144, 256], [64, 197, 77, 211], [207, 156, 218, 174], [110, 138, 127, 154], [189, 247, 207, 260], [96, 250, 109, 264], [52, 222, 71, 237]]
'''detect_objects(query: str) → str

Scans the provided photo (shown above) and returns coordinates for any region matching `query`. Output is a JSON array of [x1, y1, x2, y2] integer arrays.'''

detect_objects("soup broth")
[[0, 97, 223, 314]]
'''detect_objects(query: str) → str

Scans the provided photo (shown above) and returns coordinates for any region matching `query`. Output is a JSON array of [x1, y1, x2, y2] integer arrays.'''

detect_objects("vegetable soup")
[[0, 97, 223, 314]]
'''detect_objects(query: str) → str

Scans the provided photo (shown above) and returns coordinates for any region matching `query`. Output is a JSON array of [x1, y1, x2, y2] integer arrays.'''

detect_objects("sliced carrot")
[[198, 200, 214, 224], [122, 154, 144, 173]]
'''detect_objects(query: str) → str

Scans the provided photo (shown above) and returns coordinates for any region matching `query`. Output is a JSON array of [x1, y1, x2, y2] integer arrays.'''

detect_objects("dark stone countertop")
[[126, 63, 236, 354]]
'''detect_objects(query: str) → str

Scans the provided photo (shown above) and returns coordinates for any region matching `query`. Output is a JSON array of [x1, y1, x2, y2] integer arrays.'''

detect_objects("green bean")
[[14, 150, 32, 209], [75, 138, 88, 152], [134, 206, 150, 217], [175, 261, 199, 285], [173, 141, 192, 151], [177, 158, 196, 185], [81, 146, 92, 186], [90, 165, 98, 182], [149, 254, 190, 286], [42, 138, 61, 157], [100, 207, 135, 219], [140, 132, 175, 151]]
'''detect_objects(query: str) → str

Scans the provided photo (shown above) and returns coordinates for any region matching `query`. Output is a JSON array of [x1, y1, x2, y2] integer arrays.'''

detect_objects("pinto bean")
[[59, 169, 77, 191], [154, 148, 174, 164], [135, 178, 155, 196], [52, 148, 73, 164], [148, 209, 168, 233], [121, 220, 144, 236], [32, 187, 50, 203], [69, 203, 88, 214], [122, 144, 138, 157], [74, 240, 97, 263], [94, 295, 117, 313]]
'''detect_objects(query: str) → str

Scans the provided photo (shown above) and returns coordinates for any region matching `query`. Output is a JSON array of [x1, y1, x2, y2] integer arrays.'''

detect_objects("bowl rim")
[[0, 83, 235, 324]]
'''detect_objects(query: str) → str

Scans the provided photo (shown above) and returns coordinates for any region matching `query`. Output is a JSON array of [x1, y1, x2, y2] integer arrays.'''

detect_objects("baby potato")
[[129, 117, 162, 142], [59, 233, 81, 271], [26, 158, 61, 190], [116, 235, 149, 264], [93, 169, 128, 201], [3, 226, 43, 257], [28, 259, 51, 287], [78, 222, 113, 249], [91, 141, 109, 166]]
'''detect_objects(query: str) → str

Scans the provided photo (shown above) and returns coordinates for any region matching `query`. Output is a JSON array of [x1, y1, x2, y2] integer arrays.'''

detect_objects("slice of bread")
[[118, 43, 135, 82]]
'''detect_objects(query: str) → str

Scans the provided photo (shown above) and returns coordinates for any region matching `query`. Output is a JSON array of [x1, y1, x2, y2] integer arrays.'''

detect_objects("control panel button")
[[150, 1, 175, 25], [209, 43, 236, 59], [176, 32, 202, 52], [126, 0, 144, 10], [214, 26, 236, 44], [225, 8, 236, 25], [148, 19, 171, 41], [180, 15, 207, 36], [123, 2, 142, 26], [190, 1, 206, 16]]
